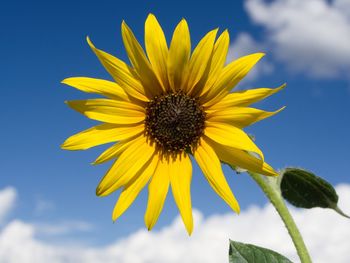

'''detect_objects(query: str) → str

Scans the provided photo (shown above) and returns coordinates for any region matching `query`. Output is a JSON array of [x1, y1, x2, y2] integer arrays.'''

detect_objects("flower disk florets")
[[145, 92, 206, 154]]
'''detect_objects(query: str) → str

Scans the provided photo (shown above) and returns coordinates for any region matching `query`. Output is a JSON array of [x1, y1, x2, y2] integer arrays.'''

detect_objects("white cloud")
[[245, 0, 350, 78], [1, 184, 350, 263], [34, 221, 93, 236], [227, 33, 274, 83], [334, 0, 350, 16], [0, 187, 17, 224]]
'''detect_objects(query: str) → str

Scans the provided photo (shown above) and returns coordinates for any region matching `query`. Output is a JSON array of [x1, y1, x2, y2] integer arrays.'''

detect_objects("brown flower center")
[[145, 92, 206, 154]]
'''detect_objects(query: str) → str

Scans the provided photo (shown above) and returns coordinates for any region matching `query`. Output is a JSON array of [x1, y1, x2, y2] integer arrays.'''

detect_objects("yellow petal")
[[61, 77, 130, 101], [145, 14, 169, 91], [167, 19, 191, 92], [169, 154, 193, 235], [66, 99, 145, 124], [121, 21, 164, 95], [96, 135, 155, 196], [186, 28, 218, 94], [203, 53, 265, 106], [201, 30, 230, 96], [207, 137, 277, 176], [87, 37, 150, 101], [144, 158, 170, 230], [112, 155, 158, 221], [207, 106, 285, 128], [205, 122, 264, 160], [207, 84, 286, 111], [93, 137, 136, 165], [61, 123, 143, 150], [194, 138, 240, 213]]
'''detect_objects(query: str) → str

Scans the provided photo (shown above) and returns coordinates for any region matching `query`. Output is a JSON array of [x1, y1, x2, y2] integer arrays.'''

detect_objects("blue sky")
[[1, 0, 350, 259]]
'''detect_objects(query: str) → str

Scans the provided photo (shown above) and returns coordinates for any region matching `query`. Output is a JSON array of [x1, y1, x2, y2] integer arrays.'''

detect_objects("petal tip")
[[248, 52, 265, 61], [232, 201, 240, 214], [179, 18, 189, 27], [278, 106, 287, 112], [235, 207, 241, 215], [147, 13, 156, 20], [61, 78, 69, 85], [145, 220, 153, 231], [112, 212, 120, 222], [86, 36, 95, 49], [145, 216, 156, 232], [86, 35, 91, 44], [96, 186, 105, 196], [121, 20, 128, 30], [185, 224, 193, 236], [280, 83, 287, 89], [60, 140, 77, 151], [64, 100, 76, 110]]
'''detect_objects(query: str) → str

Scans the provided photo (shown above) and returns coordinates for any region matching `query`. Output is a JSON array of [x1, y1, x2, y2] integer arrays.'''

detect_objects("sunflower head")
[[62, 13, 285, 235]]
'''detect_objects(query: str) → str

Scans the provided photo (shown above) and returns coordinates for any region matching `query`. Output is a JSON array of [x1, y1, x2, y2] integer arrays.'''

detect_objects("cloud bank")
[[0, 187, 16, 224], [0, 184, 350, 263], [229, 0, 350, 80]]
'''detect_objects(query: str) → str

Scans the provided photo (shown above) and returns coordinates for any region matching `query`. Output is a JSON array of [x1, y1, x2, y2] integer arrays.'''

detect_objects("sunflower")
[[62, 14, 284, 235]]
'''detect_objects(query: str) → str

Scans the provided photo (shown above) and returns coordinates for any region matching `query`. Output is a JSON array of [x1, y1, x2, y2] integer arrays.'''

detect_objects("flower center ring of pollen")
[[145, 92, 206, 154]]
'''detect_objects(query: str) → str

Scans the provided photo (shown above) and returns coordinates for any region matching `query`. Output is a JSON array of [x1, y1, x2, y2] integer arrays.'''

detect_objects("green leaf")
[[280, 168, 349, 218], [229, 240, 293, 263]]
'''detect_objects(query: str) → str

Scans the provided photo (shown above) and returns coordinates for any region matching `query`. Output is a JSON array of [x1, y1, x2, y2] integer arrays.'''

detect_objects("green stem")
[[248, 172, 312, 263]]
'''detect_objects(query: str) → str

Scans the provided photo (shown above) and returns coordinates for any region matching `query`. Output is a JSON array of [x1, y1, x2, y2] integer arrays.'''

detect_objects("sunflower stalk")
[[248, 171, 312, 263]]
